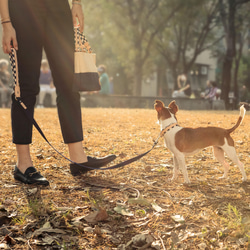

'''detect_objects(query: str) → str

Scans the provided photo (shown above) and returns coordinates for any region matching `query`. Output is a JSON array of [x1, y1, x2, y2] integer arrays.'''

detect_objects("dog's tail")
[[227, 105, 246, 134]]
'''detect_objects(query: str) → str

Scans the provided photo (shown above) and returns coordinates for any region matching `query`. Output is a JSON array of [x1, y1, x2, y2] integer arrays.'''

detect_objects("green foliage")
[[28, 198, 43, 217], [225, 203, 242, 229], [12, 216, 26, 226], [155, 0, 220, 78], [237, 58, 249, 85], [237, 55, 250, 90], [85, 188, 105, 209], [1, 0, 249, 96], [84, 0, 185, 94], [221, 203, 250, 238]]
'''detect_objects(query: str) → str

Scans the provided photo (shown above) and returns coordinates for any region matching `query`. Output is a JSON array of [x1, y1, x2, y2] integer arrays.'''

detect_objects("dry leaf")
[[93, 225, 102, 236], [171, 215, 185, 223], [32, 228, 67, 237], [84, 208, 108, 224], [0, 216, 11, 227], [1, 108, 250, 249], [0, 243, 10, 249], [114, 206, 134, 217], [151, 202, 165, 212], [128, 198, 151, 206]]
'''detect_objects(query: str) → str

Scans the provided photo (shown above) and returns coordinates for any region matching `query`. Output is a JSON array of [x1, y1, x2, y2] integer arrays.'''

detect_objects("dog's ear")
[[168, 100, 178, 114], [154, 100, 164, 112]]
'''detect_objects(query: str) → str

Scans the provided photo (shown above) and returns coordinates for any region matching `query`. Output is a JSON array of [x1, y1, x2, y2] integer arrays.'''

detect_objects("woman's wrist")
[[72, 0, 82, 5], [1, 17, 11, 24], [1, 20, 11, 25]]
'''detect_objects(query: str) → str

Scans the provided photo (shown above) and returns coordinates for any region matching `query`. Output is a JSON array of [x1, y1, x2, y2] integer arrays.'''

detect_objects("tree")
[[84, 0, 182, 96], [155, 0, 222, 93], [232, 3, 250, 105], [218, 0, 250, 109]]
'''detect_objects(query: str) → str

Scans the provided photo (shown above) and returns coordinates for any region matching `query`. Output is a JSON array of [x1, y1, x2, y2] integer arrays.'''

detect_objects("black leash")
[[9, 48, 162, 170]]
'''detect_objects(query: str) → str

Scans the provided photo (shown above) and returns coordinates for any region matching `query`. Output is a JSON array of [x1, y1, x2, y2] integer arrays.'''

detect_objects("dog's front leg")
[[213, 146, 230, 179], [171, 155, 180, 181], [177, 154, 190, 184]]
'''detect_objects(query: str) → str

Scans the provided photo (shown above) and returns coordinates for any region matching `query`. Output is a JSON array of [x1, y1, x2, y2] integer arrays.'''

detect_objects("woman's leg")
[[43, 1, 117, 170], [9, 1, 48, 185], [68, 142, 87, 163], [15, 145, 33, 173], [10, 0, 43, 145], [43, 1, 88, 163], [44, 1, 83, 145]]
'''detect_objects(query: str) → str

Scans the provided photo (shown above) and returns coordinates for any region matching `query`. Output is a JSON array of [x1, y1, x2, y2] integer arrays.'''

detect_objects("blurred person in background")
[[38, 59, 56, 107], [204, 81, 218, 102], [239, 85, 249, 103], [172, 73, 191, 98], [0, 59, 12, 108], [200, 80, 212, 98], [98, 65, 111, 95]]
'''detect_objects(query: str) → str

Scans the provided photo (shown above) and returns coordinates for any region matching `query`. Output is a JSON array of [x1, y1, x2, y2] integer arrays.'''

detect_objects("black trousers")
[[9, 0, 83, 144]]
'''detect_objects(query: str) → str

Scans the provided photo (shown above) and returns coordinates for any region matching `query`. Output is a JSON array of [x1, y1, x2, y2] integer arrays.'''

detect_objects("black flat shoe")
[[14, 166, 49, 186], [70, 154, 117, 176]]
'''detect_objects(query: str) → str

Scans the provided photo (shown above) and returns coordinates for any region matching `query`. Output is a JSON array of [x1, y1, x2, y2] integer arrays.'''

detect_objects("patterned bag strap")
[[74, 26, 93, 53]]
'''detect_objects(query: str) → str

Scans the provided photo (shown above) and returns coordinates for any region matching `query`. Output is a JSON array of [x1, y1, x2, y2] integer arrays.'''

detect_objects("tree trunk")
[[220, 0, 236, 109], [170, 66, 178, 92], [221, 56, 232, 109], [233, 33, 244, 108], [156, 61, 168, 97], [233, 62, 239, 109], [134, 62, 143, 96]]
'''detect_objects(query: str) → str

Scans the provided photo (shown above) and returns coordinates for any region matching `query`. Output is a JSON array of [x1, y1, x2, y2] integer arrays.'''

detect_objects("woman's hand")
[[72, 4, 84, 32], [1, 23, 18, 53]]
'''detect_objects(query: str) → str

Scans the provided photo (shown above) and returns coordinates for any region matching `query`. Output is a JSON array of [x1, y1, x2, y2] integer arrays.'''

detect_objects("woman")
[[172, 74, 191, 98], [204, 81, 218, 101], [38, 59, 56, 107], [98, 65, 111, 95], [0, 0, 116, 186]]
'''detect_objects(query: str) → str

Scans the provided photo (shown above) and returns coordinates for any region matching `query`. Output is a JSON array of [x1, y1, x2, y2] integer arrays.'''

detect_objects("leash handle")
[[9, 48, 22, 100]]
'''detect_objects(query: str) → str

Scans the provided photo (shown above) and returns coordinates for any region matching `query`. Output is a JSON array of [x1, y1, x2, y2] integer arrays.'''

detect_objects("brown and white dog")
[[154, 100, 247, 184]]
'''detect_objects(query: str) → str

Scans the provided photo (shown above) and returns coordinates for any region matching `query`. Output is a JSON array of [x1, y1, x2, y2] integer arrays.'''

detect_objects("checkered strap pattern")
[[74, 26, 93, 53], [9, 48, 21, 99], [9, 48, 27, 109]]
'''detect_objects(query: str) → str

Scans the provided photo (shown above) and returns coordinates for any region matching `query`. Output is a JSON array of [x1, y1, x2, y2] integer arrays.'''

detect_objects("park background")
[[1, 0, 250, 109], [1, 1, 250, 249]]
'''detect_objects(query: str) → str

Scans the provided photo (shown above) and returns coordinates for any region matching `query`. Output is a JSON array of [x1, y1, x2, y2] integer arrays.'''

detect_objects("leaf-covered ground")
[[0, 107, 250, 249]]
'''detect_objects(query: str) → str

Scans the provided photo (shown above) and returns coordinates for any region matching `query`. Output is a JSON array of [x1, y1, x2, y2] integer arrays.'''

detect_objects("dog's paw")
[[242, 177, 248, 182]]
